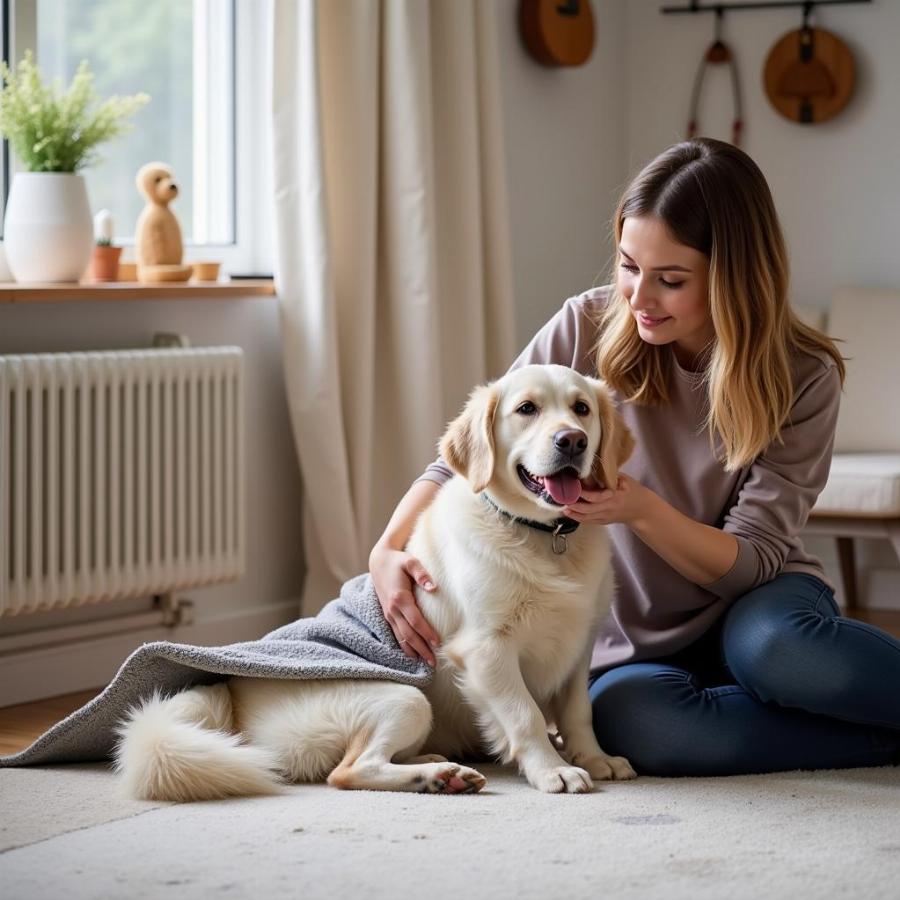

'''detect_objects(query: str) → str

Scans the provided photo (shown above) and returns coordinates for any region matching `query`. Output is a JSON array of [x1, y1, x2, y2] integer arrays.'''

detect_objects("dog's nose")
[[553, 428, 588, 458]]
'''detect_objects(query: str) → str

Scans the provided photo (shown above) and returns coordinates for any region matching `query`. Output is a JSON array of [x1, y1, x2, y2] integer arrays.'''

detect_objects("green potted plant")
[[0, 50, 148, 283]]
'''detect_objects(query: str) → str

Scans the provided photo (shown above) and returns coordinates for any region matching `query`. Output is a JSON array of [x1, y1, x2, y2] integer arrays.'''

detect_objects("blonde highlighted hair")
[[593, 138, 846, 472]]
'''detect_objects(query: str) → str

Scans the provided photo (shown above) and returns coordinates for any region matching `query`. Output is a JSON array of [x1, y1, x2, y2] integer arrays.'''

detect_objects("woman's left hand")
[[563, 473, 654, 527]]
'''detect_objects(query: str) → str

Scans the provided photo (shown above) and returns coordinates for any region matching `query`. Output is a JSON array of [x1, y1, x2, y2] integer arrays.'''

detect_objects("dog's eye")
[[155, 176, 163, 183], [516, 401, 538, 416], [573, 401, 590, 416]]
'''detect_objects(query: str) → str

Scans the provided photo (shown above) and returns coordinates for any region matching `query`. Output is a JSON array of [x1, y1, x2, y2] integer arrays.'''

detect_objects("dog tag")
[[552, 525, 568, 555]]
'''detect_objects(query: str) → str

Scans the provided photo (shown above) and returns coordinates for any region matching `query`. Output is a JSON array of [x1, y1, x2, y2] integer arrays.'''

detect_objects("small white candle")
[[94, 209, 114, 242]]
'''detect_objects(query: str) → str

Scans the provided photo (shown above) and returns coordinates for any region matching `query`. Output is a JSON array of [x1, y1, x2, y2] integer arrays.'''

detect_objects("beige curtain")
[[270, 0, 516, 613]]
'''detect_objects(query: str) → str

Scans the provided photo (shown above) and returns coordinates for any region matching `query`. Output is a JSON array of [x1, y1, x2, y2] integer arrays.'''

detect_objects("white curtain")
[[270, 0, 516, 612]]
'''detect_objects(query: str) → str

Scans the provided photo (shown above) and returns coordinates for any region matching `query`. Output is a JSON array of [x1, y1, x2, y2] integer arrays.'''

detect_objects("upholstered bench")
[[805, 453, 900, 609], [803, 287, 900, 612]]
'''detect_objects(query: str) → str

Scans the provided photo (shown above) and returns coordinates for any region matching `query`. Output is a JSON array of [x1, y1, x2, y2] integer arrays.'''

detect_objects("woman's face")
[[616, 215, 715, 366]]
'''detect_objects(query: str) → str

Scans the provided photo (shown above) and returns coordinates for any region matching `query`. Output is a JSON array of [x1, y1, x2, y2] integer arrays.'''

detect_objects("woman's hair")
[[593, 137, 846, 472]]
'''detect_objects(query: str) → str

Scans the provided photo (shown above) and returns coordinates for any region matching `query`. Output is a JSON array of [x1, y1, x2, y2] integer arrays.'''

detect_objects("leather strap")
[[480, 492, 580, 536], [686, 10, 744, 147]]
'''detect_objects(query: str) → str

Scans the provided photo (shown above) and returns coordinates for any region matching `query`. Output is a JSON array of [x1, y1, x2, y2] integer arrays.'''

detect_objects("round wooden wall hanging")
[[519, 0, 595, 68], [764, 26, 855, 124]]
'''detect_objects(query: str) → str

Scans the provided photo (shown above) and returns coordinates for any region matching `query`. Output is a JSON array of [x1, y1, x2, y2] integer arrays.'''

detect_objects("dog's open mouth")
[[517, 464, 582, 507]]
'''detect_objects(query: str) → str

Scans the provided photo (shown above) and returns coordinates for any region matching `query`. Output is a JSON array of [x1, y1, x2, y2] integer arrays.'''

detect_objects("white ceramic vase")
[[3, 172, 94, 282]]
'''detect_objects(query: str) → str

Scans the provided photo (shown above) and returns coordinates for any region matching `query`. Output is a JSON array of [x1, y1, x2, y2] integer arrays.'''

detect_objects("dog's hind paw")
[[417, 762, 486, 794]]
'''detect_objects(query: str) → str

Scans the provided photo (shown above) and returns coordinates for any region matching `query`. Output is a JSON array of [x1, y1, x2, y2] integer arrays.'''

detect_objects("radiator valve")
[[154, 593, 196, 627]]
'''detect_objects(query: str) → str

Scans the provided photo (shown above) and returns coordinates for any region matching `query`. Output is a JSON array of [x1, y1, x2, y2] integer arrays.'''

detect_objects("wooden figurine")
[[134, 161, 193, 283]]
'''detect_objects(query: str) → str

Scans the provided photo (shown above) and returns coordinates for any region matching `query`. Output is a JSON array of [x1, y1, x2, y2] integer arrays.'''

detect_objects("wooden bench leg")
[[888, 522, 900, 571], [836, 536, 858, 613]]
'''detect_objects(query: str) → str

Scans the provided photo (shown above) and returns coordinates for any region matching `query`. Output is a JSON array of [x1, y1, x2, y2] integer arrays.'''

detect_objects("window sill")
[[0, 280, 276, 304]]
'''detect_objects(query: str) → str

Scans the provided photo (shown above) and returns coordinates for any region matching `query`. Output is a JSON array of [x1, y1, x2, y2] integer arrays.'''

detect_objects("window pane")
[[35, 0, 233, 245]]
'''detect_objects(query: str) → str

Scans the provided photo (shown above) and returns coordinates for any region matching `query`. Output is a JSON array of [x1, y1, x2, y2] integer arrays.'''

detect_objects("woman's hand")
[[563, 473, 655, 527], [369, 544, 441, 667]]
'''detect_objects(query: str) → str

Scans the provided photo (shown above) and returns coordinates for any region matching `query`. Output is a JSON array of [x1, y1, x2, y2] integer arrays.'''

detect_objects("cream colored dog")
[[114, 364, 637, 800]]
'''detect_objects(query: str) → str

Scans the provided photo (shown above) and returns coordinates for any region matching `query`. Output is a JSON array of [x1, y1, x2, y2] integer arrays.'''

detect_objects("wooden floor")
[[2, 609, 900, 757], [0, 688, 102, 756]]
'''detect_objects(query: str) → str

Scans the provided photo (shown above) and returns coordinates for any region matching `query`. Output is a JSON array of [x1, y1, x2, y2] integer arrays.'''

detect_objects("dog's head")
[[136, 161, 180, 206], [439, 364, 635, 521]]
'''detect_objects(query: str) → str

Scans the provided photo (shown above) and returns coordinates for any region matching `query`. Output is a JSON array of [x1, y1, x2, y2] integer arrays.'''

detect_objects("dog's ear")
[[439, 383, 499, 493], [590, 381, 635, 490]]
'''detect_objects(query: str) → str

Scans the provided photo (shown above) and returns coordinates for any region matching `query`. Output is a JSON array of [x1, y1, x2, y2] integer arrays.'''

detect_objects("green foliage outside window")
[[38, 0, 201, 241]]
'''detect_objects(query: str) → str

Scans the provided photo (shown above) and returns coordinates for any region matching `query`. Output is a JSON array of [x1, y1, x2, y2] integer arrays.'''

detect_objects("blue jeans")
[[588, 572, 900, 776]]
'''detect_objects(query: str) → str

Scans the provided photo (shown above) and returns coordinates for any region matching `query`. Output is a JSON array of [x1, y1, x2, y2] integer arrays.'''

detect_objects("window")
[[2, 0, 253, 259]]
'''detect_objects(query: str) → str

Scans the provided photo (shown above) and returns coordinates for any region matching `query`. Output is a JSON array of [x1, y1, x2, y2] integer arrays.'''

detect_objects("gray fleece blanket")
[[0, 574, 433, 767]]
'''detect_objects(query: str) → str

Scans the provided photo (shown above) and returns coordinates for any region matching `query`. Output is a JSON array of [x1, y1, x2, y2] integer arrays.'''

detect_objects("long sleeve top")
[[414, 284, 842, 675]]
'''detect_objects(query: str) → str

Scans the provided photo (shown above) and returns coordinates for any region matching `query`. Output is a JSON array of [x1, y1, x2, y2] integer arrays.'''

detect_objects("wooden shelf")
[[0, 279, 276, 303]]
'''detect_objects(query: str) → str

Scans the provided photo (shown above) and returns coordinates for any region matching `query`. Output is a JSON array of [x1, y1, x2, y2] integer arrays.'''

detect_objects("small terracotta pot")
[[89, 244, 123, 282]]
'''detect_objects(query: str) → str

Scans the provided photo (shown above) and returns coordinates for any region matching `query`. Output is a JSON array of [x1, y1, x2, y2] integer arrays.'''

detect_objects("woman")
[[368, 138, 900, 776]]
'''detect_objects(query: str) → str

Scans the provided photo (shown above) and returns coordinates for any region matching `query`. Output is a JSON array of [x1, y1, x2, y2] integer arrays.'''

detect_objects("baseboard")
[[0, 600, 301, 707]]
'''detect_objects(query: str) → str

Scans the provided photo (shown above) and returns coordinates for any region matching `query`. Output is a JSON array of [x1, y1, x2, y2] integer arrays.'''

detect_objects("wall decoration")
[[519, 0, 595, 67], [687, 8, 744, 146], [763, 23, 855, 124], [661, 0, 870, 135]]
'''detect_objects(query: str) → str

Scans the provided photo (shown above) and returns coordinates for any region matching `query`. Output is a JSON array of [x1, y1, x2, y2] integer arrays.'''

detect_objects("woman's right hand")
[[369, 545, 441, 667]]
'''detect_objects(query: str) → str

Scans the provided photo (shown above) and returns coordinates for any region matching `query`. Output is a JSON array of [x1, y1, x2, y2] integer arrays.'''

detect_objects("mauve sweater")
[[415, 284, 842, 675]]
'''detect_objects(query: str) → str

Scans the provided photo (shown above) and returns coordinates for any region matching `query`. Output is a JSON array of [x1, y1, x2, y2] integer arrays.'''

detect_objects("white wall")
[[496, 0, 627, 350]]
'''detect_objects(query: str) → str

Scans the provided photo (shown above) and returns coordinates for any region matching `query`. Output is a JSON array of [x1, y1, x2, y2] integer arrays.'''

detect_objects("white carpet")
[[2, 762, 899, 899]]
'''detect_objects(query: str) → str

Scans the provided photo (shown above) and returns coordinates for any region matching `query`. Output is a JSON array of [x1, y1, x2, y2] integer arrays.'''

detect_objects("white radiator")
[[0, 347, 244, 618]]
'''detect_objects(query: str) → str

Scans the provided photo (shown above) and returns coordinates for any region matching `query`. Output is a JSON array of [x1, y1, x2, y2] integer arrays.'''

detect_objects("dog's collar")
[[480, 492, 580, 555]]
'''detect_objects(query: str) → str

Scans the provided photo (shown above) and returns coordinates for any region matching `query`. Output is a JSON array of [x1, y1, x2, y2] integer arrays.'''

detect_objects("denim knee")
[[589, 663, 714, 776], [721, 573, 837, 706]]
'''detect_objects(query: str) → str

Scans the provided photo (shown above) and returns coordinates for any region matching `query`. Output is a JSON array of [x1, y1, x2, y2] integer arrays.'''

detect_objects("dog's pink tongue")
[[543, 471, 582, 505]]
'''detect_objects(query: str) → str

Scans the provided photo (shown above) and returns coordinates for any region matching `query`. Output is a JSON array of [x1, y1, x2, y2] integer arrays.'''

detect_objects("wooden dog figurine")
[[134, 161, 193, 283]]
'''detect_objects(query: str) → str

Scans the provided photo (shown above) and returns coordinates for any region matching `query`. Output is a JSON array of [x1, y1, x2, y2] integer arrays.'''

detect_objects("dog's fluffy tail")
[[112, 683, 285, 802]]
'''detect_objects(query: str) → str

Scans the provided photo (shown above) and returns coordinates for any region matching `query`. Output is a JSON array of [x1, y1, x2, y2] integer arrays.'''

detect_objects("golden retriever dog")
[[114, 364, 637, 800]]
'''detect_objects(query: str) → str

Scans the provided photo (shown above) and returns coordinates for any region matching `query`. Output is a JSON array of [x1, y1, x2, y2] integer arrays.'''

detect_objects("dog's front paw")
[[578, 754, 637, 781], [528, 765, 594, 794]]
